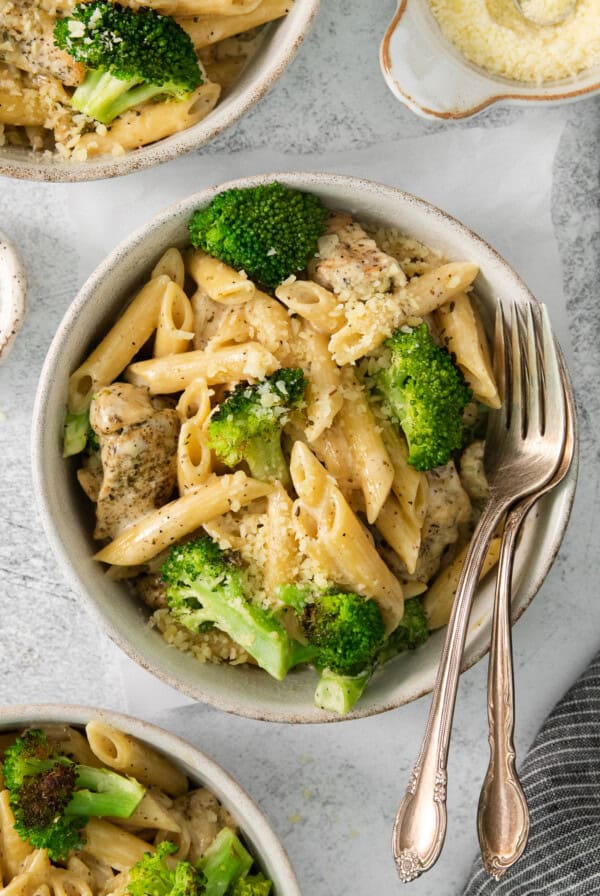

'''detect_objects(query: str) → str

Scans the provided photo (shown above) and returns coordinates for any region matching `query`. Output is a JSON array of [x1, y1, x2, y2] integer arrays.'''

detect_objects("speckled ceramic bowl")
[[0, 2, 319, 182], [32, 173, 578, 722], [0, 231, 27, 361], [0, 704, 301, 895], [380, 0, 600, 119]]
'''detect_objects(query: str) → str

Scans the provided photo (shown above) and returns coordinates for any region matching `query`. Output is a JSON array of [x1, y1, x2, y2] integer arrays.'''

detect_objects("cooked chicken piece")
[[90, 383, 159, 435], [87, 383, 180, 541], [459, 440, 489, 506], [136, 572, 168, 610], [308, 213, 407, 302], [77, 449, 103, 503], [412, 460, 471, 582], [0, 0, 84, 86]]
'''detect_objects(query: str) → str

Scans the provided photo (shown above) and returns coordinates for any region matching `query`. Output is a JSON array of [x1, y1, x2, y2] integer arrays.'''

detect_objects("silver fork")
[[392, 301, 566, 882], [477, 355, 575, 878]]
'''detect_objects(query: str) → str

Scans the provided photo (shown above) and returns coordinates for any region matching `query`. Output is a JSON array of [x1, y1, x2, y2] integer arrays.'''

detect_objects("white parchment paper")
[[76, 111, 571, 712]]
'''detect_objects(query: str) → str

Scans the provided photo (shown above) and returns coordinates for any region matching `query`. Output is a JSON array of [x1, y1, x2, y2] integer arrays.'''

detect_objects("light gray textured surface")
[[1, 1, 599, 894]]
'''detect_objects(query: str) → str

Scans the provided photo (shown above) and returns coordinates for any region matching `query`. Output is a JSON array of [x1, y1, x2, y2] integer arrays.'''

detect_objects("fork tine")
[[510, 302, 524, 436], [492, 302, 509, 427], [539, 304, 566, 438], [524, 303, 542, 436]]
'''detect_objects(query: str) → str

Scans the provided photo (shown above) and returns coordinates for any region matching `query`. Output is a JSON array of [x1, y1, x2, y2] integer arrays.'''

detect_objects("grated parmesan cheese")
[[428, 0, 600, 84]]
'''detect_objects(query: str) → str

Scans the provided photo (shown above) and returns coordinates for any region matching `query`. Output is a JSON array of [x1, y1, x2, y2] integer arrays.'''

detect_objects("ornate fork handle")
[[477, 499, 534, 878], [393, 501, 508, 881]]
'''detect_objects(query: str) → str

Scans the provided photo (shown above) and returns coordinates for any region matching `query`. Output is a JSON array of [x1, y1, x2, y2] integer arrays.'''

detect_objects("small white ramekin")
[[380, 0, 600, 119]]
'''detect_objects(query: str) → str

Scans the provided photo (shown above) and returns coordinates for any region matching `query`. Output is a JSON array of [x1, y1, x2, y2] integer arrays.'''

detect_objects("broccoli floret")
[[207, 368, 306, 485], [161, 538, 316, 681], [230, 874, 272, 896], [3, 730, 145, 860], [188, 183, 328, 288], [371, 323, 472, 471], [379, 597, 430, 663], [301, 590, 386, 677], [54, 1, 202, 125], [127, 842, 204, 896], [314, 667, 371, 715], [199, 828, 254, 896], [63, 409, 100, 457]]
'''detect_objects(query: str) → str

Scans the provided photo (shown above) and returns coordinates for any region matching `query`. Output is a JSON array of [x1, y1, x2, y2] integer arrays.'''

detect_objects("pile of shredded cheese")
[[428, 0, 600, 84]]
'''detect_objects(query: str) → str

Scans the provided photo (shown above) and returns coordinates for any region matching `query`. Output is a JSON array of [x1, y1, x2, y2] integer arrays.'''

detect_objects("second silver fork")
[[392, 300, 566, 882]]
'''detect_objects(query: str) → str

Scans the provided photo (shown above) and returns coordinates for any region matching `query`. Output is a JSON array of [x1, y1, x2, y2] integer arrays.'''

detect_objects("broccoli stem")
[[200, 828, 254, 896], [65, 766, 145, 818], [244, 434, 289, 485], [176, 585, 316, 680], [71, 70, 164, 125], [63, 410, 91, 457], [314, 668, 372, 715]]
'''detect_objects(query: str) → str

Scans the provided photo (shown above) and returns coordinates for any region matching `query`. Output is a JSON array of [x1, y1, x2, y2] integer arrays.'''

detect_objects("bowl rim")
[[0, 230, 27, 361], [0, 0, 320, 183], [0, 703, 302, 895], [380, 0, 600, 119], [31, 171, 579, 723]]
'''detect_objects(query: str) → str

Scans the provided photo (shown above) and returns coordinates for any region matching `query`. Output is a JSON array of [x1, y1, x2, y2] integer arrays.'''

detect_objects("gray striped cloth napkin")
[[463, 650, 600, 895]]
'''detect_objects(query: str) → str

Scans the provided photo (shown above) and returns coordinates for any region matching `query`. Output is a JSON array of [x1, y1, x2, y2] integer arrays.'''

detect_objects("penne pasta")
[[152, 247, 186, 288], [179, 0, 291, 47], [153, 281, 195, 358], [94, 472, 273, 565], [423, 537, 502, 630], [275, 279, 345, 335], [86, 722, 188, 796], [186, 251, 255, 305], [82, 820, 152, 872]]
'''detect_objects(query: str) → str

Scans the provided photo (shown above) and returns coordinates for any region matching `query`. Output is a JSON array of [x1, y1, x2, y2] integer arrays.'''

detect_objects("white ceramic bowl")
[[0, 705, 300, 894], [0, 2, 319, 182], [32, 173, 578, 722], [380, 0, 600, 119]]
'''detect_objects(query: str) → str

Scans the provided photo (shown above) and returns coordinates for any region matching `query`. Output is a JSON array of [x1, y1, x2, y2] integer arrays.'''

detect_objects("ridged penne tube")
[[178, 0, 291, 47], [375, 494, 422, 575], [94, 472, 273, 565], [82, 820, 153, 872], [435, 292, 501, 408], [125, 342, 279, 394], [399, 262, 479, 319], [380, 422, 428, 572], [298, 326, 343, 442], [73, 83, 221, 159], [68, 276, 169, 414], [177, 419, 212, 493], [0, 791, 34, 882], [0, 848, 49, 896], [153, 281, 195, 358], [152, 247, 185, 288], [264, 484, 297, 599], [290, 442, 404, 633], [110, 791, 181, 833], [186, 251, 255, 305], [176, 377, 212, 424], [275, 280, 345, 334], [86, 722, 188, 796], [39, 724, 102, 767], [337, 379, 394, 523], [423, 537, 502, 630]]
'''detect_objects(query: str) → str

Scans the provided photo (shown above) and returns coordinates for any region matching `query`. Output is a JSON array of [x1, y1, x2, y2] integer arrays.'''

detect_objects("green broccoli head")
[[188, 183, 329, 288], [302, 590, 386, 677], [381, 597, 429, 661], [54, 1, 202, 124], [127, 842, 205, 896], [372, 323, 472, 471], [2, 730, 145, 861], [161, 538, 316, 681], [230, 874, 273, 896], [207, 368, 307, 484], [3, 730, 85, 860]]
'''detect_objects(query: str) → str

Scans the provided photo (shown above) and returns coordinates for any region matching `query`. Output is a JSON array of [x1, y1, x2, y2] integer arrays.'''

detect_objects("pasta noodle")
[[178, 0, 291, 47], [153, 281, 195, 358]]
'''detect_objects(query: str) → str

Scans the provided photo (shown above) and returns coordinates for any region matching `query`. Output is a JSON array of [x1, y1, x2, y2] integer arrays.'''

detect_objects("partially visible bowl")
[[380, 0, 600, 119], [0, 704, 301, 895], [0, 1, 319, 182], [0, 231, 27, 361], [32, 172, 578, 722]]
